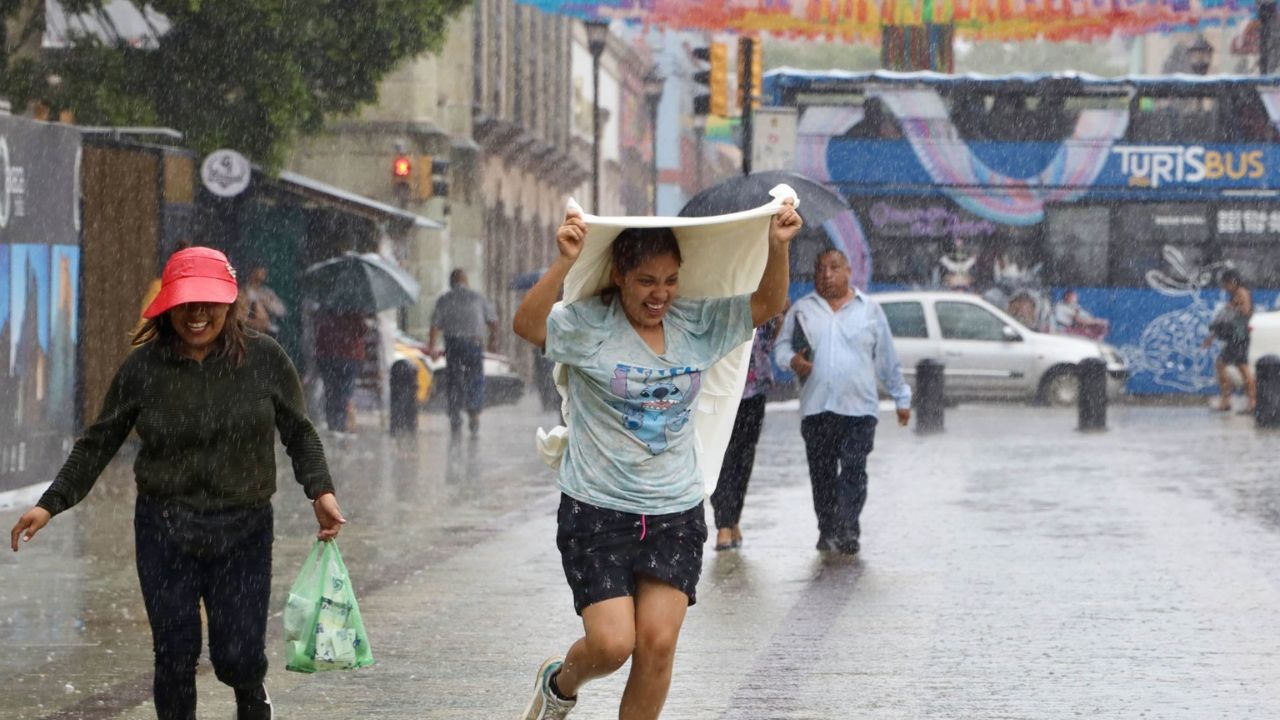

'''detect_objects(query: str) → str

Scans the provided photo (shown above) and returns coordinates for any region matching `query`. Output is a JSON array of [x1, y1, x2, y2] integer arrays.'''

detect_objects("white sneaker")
[[520, 656, 576, 720]]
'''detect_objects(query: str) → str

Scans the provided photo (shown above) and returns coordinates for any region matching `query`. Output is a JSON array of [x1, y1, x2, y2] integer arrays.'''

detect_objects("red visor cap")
[[142, 247, 240, 319]]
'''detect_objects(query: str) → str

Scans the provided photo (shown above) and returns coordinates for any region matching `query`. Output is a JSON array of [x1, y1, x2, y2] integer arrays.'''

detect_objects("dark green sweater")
[[38, 333, 334, 515]]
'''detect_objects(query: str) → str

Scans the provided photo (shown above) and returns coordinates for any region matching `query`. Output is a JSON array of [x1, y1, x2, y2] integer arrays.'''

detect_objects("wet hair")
[[611, 227, 682, 276], [600, 228, 682, 304], [1219, 268, 1243, 286], [131, 294, 250, 367], [449, 268, 467, 288]]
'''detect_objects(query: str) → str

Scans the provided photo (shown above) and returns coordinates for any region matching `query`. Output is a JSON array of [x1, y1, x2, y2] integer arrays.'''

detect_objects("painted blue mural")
[[1072, 288, 1279, 395]]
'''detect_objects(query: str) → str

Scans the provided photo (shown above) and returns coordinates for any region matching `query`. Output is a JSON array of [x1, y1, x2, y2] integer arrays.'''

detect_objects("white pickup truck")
[[871, 291, 1128, 406]]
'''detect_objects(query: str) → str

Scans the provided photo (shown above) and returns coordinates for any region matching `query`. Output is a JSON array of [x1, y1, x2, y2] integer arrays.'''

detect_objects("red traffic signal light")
[[392, 155, 412, 180]]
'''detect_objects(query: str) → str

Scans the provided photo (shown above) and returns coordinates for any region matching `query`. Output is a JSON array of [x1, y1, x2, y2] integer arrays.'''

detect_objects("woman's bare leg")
[[618, 575, 689, 720], [1215, 357, 1233, 410], [554, 596, 636, 697], [1240, 363, 1258, 411]]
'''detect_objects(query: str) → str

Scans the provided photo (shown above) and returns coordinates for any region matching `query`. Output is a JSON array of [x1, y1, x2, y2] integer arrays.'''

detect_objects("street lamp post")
[[1261, 0, 1277, 74], [643, 64, 665, 214], [586, 21, 609, 214], [692, 115, 706, 192]]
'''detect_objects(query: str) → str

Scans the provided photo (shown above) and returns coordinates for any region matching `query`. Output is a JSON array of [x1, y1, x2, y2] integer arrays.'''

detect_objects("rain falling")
[[3, 1, 1280, 718]]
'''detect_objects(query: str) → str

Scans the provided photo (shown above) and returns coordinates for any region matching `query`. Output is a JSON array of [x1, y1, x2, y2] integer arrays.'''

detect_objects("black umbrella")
[[303, 252, 420, 313], [679, 170, 872, 288]]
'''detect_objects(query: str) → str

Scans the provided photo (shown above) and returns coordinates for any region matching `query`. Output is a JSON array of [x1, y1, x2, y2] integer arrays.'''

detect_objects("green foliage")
[[1, 0, 470, 166]]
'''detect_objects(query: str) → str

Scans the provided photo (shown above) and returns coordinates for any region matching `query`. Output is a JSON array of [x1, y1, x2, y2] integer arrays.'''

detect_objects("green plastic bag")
[[284, 540, 374, 673]]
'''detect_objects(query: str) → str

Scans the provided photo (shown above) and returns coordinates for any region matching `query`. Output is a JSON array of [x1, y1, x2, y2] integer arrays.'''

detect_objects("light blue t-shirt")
[[545, 294, 754, 515]]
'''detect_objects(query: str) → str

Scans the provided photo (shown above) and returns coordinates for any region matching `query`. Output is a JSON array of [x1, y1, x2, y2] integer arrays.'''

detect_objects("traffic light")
[[738, 36, 763, 112], [692, 42, 728, 117], [392, 154, 412, 181], [417, 156, 450, 200], [392, 153, 412, 207]]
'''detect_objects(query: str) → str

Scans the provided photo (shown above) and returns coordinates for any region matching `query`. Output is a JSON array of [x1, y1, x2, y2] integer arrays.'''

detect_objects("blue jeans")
[[134, 496, 273, 720], [445, 337, 485, 428], [800, 413, 878, 542]]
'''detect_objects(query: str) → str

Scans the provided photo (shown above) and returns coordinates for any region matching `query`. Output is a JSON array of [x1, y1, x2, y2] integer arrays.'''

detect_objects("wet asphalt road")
[[3, 398, 1279, 719]]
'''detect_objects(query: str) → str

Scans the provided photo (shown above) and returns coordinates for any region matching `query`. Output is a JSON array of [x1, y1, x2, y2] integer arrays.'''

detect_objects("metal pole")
[[649, 100, 659, 213], [592, 54, 601, 213], [1256, 355, 1280, 427], [694, 121, 705, 191], [915, 359, 945, 434], [1077, 358, 1108, 432], [740, 37, 754, 176], [1261, 0, 1276, 74]]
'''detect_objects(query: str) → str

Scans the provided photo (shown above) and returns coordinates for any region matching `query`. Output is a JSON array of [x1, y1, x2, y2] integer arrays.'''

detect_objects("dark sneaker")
[[817, 536, 860, 554], [234, 684, 272, 720], [469, 414, 481, 434], [521, 656, 575, 719], [832, 537, 861, 555]]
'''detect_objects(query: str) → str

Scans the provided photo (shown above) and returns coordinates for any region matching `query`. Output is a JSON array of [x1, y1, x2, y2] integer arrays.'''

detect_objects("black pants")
[[800, 412, 878, 543], [317, 357, 359, 431], [134, 496, 273, 720], [710, 395, 768, 529], [444, 336, 485, 428]]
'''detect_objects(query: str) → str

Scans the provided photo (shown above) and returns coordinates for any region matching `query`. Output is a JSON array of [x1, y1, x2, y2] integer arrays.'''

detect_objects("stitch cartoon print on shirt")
[[610, 363, 702, 454]]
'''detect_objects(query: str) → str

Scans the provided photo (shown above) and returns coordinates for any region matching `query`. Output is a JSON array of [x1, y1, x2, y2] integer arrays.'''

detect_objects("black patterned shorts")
[[556, 494, 707, 616]]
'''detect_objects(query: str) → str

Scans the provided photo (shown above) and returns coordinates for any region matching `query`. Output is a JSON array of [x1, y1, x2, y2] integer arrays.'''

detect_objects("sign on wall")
[[201, 149, 252, 198], [752, 106, 797, 173], [0, 116, 82, 497]]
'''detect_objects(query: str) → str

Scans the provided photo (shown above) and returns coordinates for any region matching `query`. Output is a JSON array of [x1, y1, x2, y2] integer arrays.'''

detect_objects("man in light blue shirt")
[[775, 248, 911, 555]]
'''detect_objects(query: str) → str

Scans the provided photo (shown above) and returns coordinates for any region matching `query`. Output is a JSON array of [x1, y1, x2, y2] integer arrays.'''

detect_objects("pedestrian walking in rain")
[[313, 309, 368, 434], [9, 246, 346, 720], [709, 310, 783, 551], [775, 248, 911, 555], [429, 268, 498, 434], [512, 200, 801, 719], [1203, 267, 1257, 413], [244, 264, 288, 337]]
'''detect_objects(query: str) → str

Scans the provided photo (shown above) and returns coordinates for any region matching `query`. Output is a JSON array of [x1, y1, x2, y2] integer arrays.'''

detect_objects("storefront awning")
[[274, 171, 443, 232]]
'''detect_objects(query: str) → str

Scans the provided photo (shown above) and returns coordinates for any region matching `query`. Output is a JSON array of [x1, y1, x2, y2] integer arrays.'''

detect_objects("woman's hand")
[[10, 507, 51, 552], [769, 199, 802, 246], [556, 211, 588, 263], [514, 215, 582, 346], [312, 493, 346, 541], [751, 199, 801, 325]]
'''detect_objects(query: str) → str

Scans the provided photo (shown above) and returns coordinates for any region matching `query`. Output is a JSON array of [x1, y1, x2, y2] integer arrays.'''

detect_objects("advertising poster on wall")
[[0, 116, 81, 499]]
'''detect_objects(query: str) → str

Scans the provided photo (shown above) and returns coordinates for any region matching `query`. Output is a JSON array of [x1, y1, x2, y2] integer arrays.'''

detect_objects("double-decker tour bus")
[[763, 68, 1280, 396]]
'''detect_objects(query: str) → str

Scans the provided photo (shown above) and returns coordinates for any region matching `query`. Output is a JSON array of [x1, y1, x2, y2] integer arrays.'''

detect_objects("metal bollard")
[[1077, 357, 1107, 432], [1255, 355, 1280, 428], [389, 360, 419, 435], [915, 358, 945, 434]]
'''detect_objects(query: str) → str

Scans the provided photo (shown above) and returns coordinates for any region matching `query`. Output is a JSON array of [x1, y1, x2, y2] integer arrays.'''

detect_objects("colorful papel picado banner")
[[515, 0, 1260, 41]]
